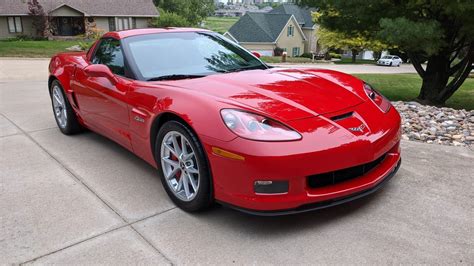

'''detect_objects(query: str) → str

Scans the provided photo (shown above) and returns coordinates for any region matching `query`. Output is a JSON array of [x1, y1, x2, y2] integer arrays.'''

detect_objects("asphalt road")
[[0, 59, 473, 264]]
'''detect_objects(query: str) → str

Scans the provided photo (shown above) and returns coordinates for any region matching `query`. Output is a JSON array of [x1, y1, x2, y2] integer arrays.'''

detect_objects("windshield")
[[123, 32, 267, 81], [381, 56, 393, 59]]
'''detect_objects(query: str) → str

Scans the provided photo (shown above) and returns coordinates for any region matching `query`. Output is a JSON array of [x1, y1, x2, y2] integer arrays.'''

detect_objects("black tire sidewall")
[[155, 120, 213, 212]]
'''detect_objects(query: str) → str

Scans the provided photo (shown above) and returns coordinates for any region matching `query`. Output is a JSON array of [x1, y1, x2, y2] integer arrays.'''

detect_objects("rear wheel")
[[50, 80, 83, 135], [155, 121, 213, 212]]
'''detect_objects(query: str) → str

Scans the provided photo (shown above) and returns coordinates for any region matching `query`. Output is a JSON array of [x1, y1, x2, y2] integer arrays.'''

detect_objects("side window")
[[287, 25, 294, 37], [91, 38, 125, 76], [7, 16, 23, 33]]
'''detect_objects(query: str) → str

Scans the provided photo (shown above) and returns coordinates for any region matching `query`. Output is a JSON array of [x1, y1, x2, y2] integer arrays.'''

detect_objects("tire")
[[389, 62, 393, 67], [155, 120, 213, 212], [49, 80, 83, 135]]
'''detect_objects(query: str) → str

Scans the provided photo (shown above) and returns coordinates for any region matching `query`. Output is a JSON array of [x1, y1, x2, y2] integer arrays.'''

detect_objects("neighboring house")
[[224, 4, 318, 56], [0, 0, 159, 39], [341, 50, 389, 61], [269, 3, 318, 54]]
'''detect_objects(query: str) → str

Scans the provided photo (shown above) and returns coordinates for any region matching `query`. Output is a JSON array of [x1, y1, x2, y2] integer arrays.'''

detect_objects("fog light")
[[254, 180, 289, 194]]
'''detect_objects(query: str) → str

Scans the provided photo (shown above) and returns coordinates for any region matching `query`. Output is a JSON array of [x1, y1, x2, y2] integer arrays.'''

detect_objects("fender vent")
[[330, 112, 353, 121], [71, 92, 80, 109]]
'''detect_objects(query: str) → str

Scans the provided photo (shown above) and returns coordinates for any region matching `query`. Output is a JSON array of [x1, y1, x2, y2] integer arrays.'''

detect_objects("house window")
[[292, 47, 300, 57], [287, 25, 294, 37], [7, 16, 22, 33], [116, 17, 131, 31], [108, 17, 116, 31], [132, 18, 137, 29]]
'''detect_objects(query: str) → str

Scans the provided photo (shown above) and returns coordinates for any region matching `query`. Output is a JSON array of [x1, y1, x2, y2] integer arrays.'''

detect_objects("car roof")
[[103, 27, 211, 39]]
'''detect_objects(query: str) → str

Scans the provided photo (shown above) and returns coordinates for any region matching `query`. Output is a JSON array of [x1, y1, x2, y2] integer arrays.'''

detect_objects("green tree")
[[155, 0, 215, 26], [150, 8, 191, 27], [317, 27, 389, 63], [300, 0, 474, 106], [27, 0, 48, 38]]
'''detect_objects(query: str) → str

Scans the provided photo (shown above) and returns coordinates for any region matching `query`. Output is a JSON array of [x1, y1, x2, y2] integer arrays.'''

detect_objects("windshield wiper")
[[226, 64, 267, 73], [147, 74, 206, 81]]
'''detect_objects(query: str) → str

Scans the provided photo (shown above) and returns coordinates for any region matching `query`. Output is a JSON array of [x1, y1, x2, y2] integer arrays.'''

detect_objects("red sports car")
[[48, 28, 401, 215]]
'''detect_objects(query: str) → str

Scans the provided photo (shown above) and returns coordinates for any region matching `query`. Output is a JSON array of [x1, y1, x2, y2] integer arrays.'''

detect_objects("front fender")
[[128, 82, 239, 167]]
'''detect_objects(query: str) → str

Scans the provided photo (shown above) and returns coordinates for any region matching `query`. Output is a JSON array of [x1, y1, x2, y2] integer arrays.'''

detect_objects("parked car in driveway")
[[48, 28, 401, 215], [377, 55, 403, 67]]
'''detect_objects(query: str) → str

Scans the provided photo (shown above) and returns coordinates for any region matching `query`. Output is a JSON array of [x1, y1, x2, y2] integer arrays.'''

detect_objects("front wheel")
[[155, 121, 213, 212], [50, 80, 83, 135]]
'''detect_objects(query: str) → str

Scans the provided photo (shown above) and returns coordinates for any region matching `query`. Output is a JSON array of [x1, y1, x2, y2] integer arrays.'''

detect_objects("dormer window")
[[287, 25, 294, 37]]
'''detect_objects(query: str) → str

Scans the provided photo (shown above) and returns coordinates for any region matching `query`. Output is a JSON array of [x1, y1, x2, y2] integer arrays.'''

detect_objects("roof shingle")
[[0, 0, 159, 17], [227, 13, 292, 43], [269, 3, 315, 28]]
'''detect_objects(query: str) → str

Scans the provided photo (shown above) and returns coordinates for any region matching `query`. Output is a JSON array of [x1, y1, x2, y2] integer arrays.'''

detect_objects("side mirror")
[[252, 51, 261, 58], [84, 64, 118, 84]]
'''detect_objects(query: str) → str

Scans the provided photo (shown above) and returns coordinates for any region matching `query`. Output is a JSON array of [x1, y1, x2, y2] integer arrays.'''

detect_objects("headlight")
[[220, 109, 302, 141], [363, 83, 391, 113]]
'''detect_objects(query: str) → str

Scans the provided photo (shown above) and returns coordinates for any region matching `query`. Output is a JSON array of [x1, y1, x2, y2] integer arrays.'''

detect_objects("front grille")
[[307, 154, 387, 188]]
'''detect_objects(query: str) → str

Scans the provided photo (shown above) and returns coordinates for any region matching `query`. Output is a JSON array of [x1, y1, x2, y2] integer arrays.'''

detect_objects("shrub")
[[329, 52, 342, 59], [78, 41, 92, 51], [89, 28, 105, 40], [6, 35, 46, 41], [274, 47, 284, 56], [150, 9, 191, 27], [300, 52, 313, 59]]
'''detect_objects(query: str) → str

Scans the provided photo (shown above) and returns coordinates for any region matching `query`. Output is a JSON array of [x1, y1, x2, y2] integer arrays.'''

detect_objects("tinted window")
[[92, 38, 125, 76], [123, 32, 267, 81]]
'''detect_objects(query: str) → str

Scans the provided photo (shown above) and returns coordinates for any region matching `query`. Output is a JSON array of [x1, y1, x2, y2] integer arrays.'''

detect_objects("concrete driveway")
[[1, 59, 473, 264]]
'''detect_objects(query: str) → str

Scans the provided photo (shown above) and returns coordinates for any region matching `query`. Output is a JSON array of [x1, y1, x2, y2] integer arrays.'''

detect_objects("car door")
[[73, 38, 133, 150]]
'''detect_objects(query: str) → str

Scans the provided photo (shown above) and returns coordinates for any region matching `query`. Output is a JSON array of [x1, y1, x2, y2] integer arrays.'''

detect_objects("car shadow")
[[80, 130, 391, 234], [193, 190, 387, 237]]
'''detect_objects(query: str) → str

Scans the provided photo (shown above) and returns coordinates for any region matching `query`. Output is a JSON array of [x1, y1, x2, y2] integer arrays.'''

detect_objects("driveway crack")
[[2, 114, 175, 265]]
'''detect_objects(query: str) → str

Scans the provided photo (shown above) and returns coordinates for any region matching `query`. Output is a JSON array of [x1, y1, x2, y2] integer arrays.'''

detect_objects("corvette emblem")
[[348, 124, 366, 132], [134, 116, 145, 123]]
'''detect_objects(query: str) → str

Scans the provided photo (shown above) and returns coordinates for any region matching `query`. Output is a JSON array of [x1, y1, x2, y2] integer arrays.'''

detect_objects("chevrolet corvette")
[[48, 28, 401, 215]]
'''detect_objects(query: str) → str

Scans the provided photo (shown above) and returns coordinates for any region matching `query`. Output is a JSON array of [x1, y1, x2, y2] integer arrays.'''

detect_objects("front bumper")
[[201, 102, 402, 214], [219, 159, 401, 216]]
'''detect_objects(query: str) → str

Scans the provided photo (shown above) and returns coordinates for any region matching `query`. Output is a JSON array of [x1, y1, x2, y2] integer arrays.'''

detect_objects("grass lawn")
[[355, 74, 474, 110], [261, 56, 313, 64], [335, 58, 377, 65], [0, 40, 90, 58], [202, 17, 239, 34]]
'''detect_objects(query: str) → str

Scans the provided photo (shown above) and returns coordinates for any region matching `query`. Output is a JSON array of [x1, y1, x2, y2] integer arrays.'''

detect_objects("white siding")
[[0, 16, 34, 39], [134, 18, 149, 28], [49, 6, 83, 17], [94, 17, 110, 32]]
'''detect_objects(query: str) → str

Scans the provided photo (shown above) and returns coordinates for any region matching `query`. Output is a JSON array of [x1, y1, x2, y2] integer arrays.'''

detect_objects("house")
[[224, 4, 318, 56], [0, 0, 159, 39]]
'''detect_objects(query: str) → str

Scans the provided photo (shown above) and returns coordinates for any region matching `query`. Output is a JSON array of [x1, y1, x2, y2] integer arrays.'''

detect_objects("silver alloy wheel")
[[160, 131, 200, 202], [52, 85, 67, 129]]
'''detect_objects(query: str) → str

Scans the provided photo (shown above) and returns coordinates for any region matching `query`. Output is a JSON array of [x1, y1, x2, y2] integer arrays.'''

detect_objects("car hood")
[[159, 68, 366, 121]]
